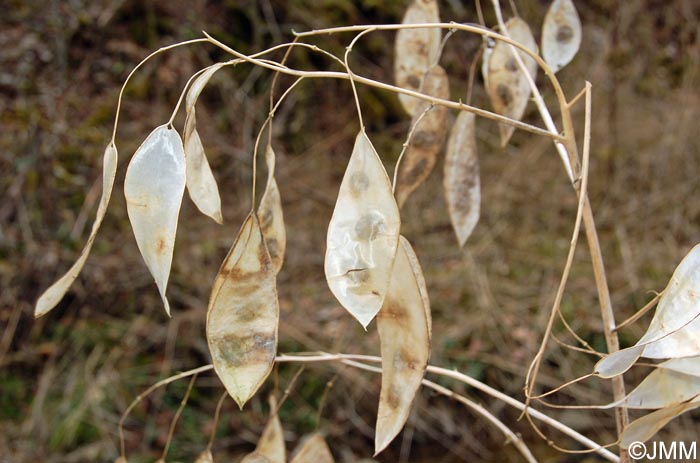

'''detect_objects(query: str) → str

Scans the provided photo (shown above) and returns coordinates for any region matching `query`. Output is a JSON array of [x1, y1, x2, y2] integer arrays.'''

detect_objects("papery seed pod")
[[184, 64, 225, 223], [325, 131, 401, 329], [395, 65, 450, 208], [194, 450, 214, 463], [620, 399, 700, 448], [541, 0, 582, 73], [375, 236, 431, 455], [290, 433, 335, 463], [394, 0, 442, 116], [35, 142, 118, 318], [596, 244, 700, 378], [257, 145, 286, 274], [485, 17, 538, 146], [444, 111, 480, 247], [254, 396, 285, 463], [124, 126, 187, 316], [207, 214, 279, 408]]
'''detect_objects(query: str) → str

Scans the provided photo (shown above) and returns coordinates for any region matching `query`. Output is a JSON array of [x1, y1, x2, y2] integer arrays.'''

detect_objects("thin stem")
[[118, 364, 213, 460], [274, 365, 305, 415], [315, 370, 340, 430], [119, 354, 616, 462], [524, 79, 591, 404], [393, 104, 433, 192], [341, 359, 539, 463], [466, 46, 484, 106], [614, 291, 662, 332], [251, 76, 306, 210], [204, 31, 564, 141], [111, 38, 209, 144], [529, 373, 594, 400], [161, 373, 198, 460], [344, 28, 377, 131], [207, 391, 229, 451]]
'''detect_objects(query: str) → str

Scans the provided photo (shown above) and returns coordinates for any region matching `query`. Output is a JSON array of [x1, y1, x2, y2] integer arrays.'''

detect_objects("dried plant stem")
[[393, 105, 433, 192], [341, 359, 539, 463], [344, 27, 376, 131], [119, 353, 616, 462], [203, 31, 561, 141], [614, 291, 663, 332], [206, 391, 229, 451], [274, 365, 305, 415], [111, 38, 209, 143], [160, 373, 198, 461], [488, 1, 629, 451], [118, 364, 213, 459]]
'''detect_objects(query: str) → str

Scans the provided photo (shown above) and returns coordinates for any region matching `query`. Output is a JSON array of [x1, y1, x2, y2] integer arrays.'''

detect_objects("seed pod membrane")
[[257, 145, 286, 274], [595, 244, 700, 378], [444, 111, 480, 247], [325, 131, 401, 329], [375, 236, 431, 455], [184, 64, 224, 223], [394, 0, 442, 116], [395, 65, 450, 208], [290, 433, 335, 463], [35, 143, 118, 318], [207, 213, 279, 408], [485, 17, 538, 146], [125, 125, 187, 316], [541, 0, 582, 73]]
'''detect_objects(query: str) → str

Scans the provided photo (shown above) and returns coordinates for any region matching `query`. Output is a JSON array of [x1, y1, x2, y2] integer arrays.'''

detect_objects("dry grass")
[[1, 1, 699, 462]]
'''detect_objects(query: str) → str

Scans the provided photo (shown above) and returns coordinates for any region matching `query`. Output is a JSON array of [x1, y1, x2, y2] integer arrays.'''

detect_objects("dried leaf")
[[443, 111, 480, 247], [255, 396, 285, 463], [375, 236, 431, 455], [290, 433, 335, 463], [486, 17, 538, 146], [257, 145, 286, 274], [595, 244, 700, 378], [620, 398, 700, 448], [394, 0, 442, 116], [35, 143, 118, 318], [395, 65, 450, 208], [240, 452, 272, 463], [124, 126, 187, 316], [184, 64, 224, 224], [194, 450, 214, 463], [207, 213, 279, 408], [541, 0, 582, 73], [325, 131, 401, 328]]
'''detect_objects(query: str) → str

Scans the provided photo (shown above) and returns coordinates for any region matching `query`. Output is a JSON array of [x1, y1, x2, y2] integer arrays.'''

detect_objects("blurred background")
[[1, 0, 699, 462]]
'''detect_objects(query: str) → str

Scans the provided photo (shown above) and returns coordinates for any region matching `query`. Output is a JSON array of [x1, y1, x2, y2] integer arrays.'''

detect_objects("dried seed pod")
[[207, 213, 279, 408], [610, 366, 700, 409], [194, 450, 214, 463], [254, 396, 285, 463], [325, 131, 401, 329], [395, 65, 450, 208], [375, 236, 431, 455], [596, 244, 700, 378], [620, 398, 700, 448], [240, 452, 272, 463], [184, 64, 225, 223], [257, 145, 286, 274], [125, 126, 187, 316], [35, 143, 118, 318], [541, 0, 582, 73], [394, 0, 442, 116], [290, 433, 335, 463], [444, 111, 480, 247], [656, 356, 700, 377], [485, 17, 538, 146]]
